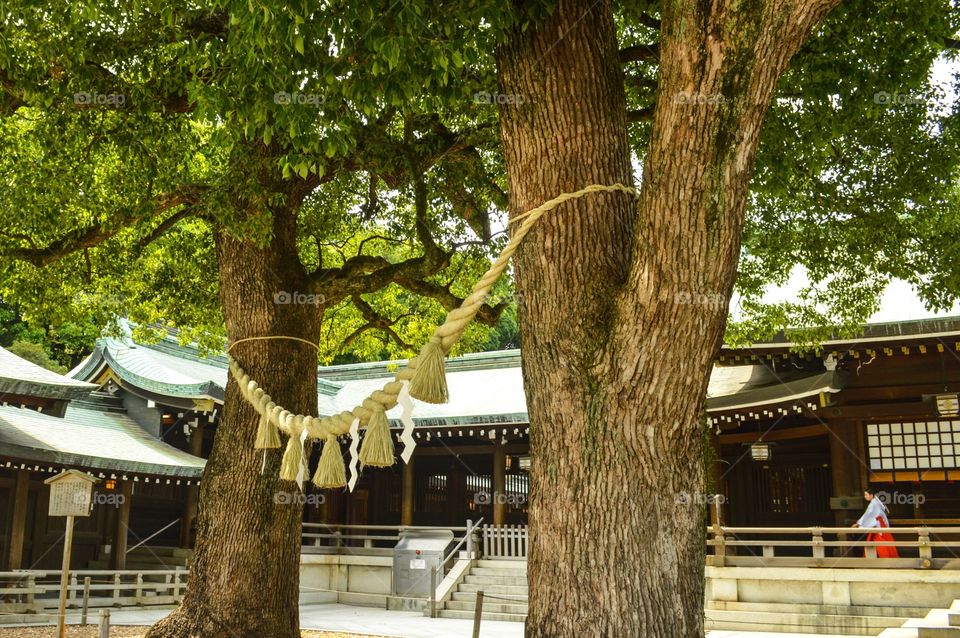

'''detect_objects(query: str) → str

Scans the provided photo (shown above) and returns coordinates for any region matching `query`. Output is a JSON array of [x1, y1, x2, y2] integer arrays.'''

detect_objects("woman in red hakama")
[[851, 487, 899, 558]]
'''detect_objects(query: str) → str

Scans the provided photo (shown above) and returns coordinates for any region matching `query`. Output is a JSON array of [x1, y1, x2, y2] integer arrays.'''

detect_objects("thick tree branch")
[[392, 277, 507, 327], [619, 43, 660, 63], [344, 295, 414, 350], [134, 206, 202, 252], [627, 106, 655, 122], [638, 12, 662, 31], [4, 187, 205, 266]]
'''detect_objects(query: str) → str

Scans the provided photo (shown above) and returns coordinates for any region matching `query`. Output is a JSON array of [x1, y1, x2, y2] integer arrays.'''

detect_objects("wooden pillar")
[[7, 469, 30, 570], [401, 455, 415, 526], [709, 428, 723, 495], [180, 419, 205, 548], [493, 443, 507, 526], [447, 462, 467, 526], [111, 481, 132, 570], [829, 419, 865, 526]]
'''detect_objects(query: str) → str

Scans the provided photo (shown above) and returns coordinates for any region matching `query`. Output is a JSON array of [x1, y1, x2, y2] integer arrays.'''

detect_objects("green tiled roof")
[[0, 402, 205, 478], [0, 347, 98, 402], [70, 316, 938, 425]]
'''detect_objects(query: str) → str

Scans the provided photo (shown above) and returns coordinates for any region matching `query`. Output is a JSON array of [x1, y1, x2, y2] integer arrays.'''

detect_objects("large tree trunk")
[[147, 209, 320, 638], [496, 0, 838, 635]]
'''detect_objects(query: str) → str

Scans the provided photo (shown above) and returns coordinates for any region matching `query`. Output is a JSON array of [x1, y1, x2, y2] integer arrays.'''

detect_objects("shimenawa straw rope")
[[226, 183, 640, 487]]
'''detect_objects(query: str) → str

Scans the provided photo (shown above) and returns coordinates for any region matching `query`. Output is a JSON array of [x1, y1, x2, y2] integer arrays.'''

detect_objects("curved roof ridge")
[[0, 346, 98, 402]]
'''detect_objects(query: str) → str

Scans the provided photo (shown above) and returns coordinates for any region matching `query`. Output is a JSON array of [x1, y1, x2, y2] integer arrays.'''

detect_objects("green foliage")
[[617, 0, 960, 343], [1, 0, 958, 359], [6, 339, 68, 374], [0, 298, 98, 368], [732, 0, 960, 338], [0, 0, 531, 359]]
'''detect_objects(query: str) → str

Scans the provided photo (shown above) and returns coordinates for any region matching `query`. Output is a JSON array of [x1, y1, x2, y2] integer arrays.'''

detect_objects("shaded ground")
[[0, 628, 388, 638]]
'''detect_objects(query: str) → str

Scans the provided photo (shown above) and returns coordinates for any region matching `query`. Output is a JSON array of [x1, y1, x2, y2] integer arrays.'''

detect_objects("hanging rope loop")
[[225, 184, 641, 475]]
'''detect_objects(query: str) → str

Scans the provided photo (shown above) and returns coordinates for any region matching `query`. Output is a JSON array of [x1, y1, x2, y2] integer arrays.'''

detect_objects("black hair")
[[865, 487, 889, 512]]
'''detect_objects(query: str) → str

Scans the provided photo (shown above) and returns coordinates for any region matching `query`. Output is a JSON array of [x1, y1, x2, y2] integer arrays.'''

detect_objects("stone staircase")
[[881, 600, 960, 637], [437, 560, 527, 622]]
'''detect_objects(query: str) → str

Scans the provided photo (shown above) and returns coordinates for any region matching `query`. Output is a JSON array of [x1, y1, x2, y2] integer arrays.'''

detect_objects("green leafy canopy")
[[0, 0, 958, 355]]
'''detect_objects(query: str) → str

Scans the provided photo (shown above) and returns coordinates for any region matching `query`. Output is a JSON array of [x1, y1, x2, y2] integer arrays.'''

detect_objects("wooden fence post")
[[98, 609, 110, 638], [812, 529, 825, 559], [81, 577, 91, 625], [429, 565, 438, 618], [174, 567, 184, 600], [712, 525, 726, 567], [26, 574, 36, 607], [919, 528, 932, 566], [472, 591, 484, 638]]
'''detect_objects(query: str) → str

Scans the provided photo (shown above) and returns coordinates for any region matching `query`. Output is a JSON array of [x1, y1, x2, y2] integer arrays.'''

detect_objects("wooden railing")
[[301, 523, 474, 556], [482, 525, 528, 560], [0, 568, 187, 618], [707, 525, 960, 569]]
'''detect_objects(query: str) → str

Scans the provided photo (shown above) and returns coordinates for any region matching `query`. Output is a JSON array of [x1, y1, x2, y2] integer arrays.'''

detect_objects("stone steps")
[[453, 585, 527, 604], [445, 598, 529, 615], [874, 601, 960, 637], [457, 583, 529, 597], [468, 566, 529, 578], [475, 559, 526, 570], [463, 574, 528, 586], [439, 559, 527, 623], [438, 609, 528, 623]]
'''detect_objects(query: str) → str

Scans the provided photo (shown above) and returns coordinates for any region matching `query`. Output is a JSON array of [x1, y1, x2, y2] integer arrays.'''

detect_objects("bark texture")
[[146, 209, 320, 638], [496, 0, 839, 635]]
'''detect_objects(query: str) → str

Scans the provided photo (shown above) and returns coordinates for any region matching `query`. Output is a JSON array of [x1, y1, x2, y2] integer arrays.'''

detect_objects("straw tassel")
[[407, 335, 449, 404], [254, 400, 280, 449], [313, 435, 347, 489], [359, 407, 395, 467], [279, 419, 305, 482]]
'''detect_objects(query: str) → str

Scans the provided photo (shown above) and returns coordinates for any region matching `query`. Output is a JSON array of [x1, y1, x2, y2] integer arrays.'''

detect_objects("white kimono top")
[[857, 498, 890, 529]]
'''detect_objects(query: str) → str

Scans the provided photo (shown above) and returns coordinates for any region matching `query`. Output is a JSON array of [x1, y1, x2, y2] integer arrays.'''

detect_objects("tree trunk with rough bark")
[[147, 209, 320, 638], [496, 0, 839, 635]]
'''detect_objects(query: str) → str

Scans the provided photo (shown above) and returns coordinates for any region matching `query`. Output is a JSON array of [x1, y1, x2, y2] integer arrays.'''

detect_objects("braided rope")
[[226, 183, 640, 444]]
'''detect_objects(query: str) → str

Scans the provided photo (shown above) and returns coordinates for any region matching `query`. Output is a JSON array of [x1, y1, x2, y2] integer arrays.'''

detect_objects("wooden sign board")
[[44, 470, 99, 517]]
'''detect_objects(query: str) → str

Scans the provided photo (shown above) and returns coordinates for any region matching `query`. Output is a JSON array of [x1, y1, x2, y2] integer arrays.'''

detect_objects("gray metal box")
[[392, 529, 454, 597]]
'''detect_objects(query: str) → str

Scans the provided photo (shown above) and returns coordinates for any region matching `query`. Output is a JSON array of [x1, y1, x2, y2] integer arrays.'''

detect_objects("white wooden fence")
[[0, 568, 187, 618], [481, 525, 528, 559]]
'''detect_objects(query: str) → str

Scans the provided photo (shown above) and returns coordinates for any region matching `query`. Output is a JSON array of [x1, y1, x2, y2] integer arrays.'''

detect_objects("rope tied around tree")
[[226, 183, 640, 488]]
